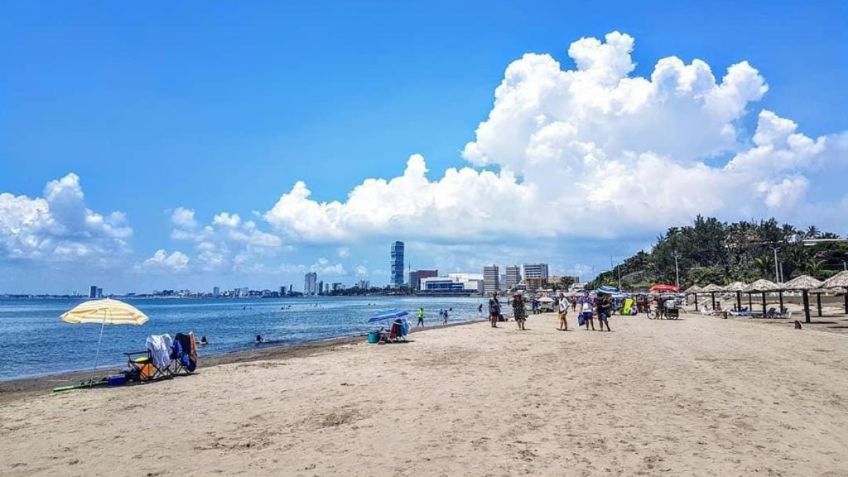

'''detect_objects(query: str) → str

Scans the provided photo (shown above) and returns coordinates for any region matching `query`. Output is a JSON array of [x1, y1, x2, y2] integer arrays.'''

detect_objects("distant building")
[[332, 282, 345, 292], [409, 269, 438, 291], [523, 263, 549, 280], [213, 286, 220, 297], [390, 241, 405, 288], [279, 286, 286, 296], [89, 285, 98, 299], [356, 280, 370, 290], [304, 272, 318, 296], [420, 277, 467, 292], [96, 287, 103, 298], [317, 280, 324, 296], [483, 265, 499, 294], [525, 277, 547, 291], [447, 273, 484, 294], [505, 265, 522, 289]]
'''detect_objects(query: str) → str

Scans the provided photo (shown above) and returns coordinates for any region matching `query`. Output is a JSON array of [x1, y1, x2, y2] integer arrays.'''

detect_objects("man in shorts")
[[488, 293, 500, 328], [597, 295, 613, 331]]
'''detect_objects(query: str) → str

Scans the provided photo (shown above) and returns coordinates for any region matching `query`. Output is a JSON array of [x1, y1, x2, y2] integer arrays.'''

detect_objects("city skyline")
[[2, 2, 847, 294]]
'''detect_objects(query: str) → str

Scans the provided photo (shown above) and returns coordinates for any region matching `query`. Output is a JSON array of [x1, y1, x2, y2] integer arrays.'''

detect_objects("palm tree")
[[805, 225, 820, 240], [751, 256, 772, 279], [806, 259, 825, 279]]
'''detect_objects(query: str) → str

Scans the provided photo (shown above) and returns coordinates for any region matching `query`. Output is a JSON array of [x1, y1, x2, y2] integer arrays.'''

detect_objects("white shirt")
[[558, 299, 569, 313]]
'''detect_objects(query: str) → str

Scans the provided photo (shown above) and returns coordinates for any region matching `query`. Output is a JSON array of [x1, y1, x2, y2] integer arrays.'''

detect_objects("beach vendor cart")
[[663, 294, 680, 319]]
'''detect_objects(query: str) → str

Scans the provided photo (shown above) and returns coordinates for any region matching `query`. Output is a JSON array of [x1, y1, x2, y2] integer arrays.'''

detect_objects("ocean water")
[[0, 296, 486, 380]]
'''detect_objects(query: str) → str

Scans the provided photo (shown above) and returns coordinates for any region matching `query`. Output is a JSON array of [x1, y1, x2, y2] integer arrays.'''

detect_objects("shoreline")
[[0, 318, 485, 403]]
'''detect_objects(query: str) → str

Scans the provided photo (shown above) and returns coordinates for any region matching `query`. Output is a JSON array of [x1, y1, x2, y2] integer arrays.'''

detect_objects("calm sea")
[[0, 296, 486, 380]]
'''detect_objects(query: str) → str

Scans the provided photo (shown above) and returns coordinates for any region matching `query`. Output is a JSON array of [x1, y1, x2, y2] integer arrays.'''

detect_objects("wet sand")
[[1, 312, 847, 476]]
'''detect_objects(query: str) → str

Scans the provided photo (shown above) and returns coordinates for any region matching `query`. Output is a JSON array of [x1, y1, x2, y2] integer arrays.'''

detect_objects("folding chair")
[[170, 332, 198, 375], [124, 350, 170, 382]]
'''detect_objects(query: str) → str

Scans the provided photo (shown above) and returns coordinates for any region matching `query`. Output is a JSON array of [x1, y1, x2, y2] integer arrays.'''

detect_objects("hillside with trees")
[[587, 216, 848, 290]]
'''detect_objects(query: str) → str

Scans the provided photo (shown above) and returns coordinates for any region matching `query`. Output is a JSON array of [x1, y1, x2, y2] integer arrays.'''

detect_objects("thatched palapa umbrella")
[[724, 282, 747, 311], [745, 279, 779, 316], [700, 283, 723, 310], [684, 285, 701, 311], [821, 271, 848, 315], [783, 275, 823, 323]]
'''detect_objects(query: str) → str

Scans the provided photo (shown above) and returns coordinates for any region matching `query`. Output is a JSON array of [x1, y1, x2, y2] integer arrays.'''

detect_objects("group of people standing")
[[486, 292, 528, 330], [487, 291, 612, 332]]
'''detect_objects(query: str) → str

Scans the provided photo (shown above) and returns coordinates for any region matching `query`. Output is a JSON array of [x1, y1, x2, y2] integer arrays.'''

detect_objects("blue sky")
[[1, 1, 847, 294]]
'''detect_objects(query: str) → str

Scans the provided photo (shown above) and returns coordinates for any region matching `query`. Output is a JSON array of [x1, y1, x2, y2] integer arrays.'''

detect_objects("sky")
[[1, 1, 847, 294]]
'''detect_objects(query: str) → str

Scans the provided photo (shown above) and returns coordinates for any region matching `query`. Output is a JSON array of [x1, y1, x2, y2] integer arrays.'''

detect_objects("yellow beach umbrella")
[[61, 298, 149, 325], [61, 299, 149, 375]]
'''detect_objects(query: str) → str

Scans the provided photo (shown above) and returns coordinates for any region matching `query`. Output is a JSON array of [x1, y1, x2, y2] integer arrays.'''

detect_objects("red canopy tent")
[[649, 284, 680, 293]]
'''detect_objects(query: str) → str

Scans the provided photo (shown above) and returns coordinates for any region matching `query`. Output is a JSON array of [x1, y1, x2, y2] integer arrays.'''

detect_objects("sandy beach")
[[2, 311, 847, 476]]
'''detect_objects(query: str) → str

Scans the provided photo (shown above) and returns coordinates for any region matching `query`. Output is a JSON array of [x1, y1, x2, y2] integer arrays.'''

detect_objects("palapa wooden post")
[[803, 290, 811, 323], [761, 292, 767, 316]]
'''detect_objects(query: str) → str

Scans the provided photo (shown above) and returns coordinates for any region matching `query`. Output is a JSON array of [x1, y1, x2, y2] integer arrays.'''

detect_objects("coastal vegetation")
[[587, 215, 848, 290]]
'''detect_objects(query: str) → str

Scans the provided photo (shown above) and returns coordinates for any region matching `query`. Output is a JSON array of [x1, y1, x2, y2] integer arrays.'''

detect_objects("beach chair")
[[124, 333, 174, 382], [170, 332, 198, 375], [124, 351, 169, 382]]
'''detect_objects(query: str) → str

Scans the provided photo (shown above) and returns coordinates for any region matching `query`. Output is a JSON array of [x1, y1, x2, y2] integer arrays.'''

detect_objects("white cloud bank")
[[167, 207, 283, 272], [264, 31, 846, 242], [138, 249, 190, 273], [0, 173, 132, 261]]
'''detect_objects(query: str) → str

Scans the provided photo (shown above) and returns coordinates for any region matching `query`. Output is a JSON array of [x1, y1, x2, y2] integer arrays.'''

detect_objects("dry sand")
[[2, 312, 847, 476]]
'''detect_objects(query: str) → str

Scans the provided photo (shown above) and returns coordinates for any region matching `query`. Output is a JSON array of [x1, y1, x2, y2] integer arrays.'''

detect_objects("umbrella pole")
[[844, 287, 847, 315], [803, 290, 811, 324], [747, 293, 752, 310], [711, 292, 716, 310], [694, 294, 699, 312], [90, 311, 107, 385], [816, 293, 822, 317], [736, 292, 741, 311], [779, 291, 784, 314]]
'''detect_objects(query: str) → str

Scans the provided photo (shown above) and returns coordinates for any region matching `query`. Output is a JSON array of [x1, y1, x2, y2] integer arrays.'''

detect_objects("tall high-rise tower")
[[390, 241, 405, 288]]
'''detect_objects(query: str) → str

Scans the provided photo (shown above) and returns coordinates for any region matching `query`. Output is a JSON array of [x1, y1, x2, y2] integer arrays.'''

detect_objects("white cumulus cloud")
[[261, 31, 846, 241], [0, 173, 132, 262], [138, 249, 190, 272], [169, 207, 283, 272]]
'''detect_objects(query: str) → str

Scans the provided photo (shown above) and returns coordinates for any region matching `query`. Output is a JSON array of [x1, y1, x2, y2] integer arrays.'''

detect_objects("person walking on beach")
[[488, 293, 501, 328], [443, 308, 449, 325], [580, 294, 594, 331], [557, 293, 569, 331], [513, 293, 527, 330], [417, 307, 425, 327], [597, 294, 613, 332]]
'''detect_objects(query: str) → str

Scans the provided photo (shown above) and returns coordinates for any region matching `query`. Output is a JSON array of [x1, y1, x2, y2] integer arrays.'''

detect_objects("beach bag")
[[578, 313, 585, 326]]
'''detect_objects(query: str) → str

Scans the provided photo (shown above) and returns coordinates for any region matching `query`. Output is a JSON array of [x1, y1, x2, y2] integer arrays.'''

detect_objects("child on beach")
[[417, 307, 425, 327], [557, 293, 569, 331]]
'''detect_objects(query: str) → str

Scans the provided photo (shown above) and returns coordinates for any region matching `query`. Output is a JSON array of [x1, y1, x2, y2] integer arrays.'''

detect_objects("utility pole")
[[772, 247, 781, 283], [673, 251, 680, 289]]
